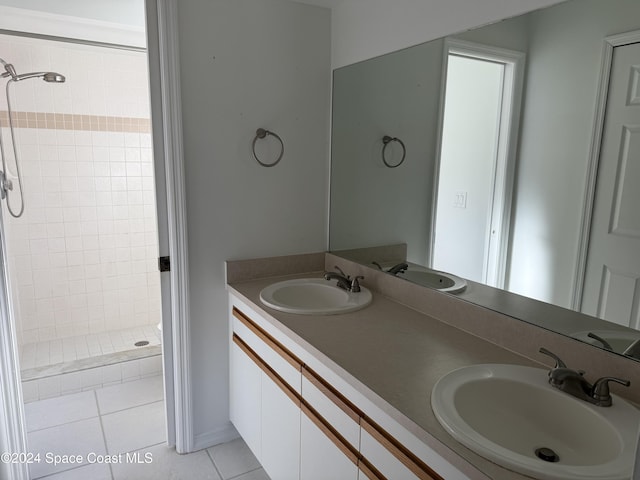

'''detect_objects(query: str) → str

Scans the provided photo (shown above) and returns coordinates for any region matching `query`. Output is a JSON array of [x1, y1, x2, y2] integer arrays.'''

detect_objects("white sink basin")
[[397, 268, 467, 293], [431, 364, 640, 480], [259, 278, 372, 315]]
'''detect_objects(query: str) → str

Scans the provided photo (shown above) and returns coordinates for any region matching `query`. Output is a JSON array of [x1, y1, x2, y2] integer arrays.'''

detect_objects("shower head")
[[13, 71, 66, 83], [0, 58, 17, 80], [43, 72, 65, 83]]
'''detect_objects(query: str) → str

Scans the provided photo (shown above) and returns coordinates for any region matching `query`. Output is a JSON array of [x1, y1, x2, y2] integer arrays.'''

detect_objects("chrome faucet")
[[371, 261, 408, 275], [539, 347, 630, 407], [324, 266, 364, 293]]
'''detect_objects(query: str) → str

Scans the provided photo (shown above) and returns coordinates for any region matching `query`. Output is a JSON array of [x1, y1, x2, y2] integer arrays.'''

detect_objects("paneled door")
[[582, 41, 640, 329]]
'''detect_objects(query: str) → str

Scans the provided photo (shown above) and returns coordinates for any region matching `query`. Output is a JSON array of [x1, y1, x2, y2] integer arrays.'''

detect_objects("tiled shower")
[[0, 33, 162, 401]]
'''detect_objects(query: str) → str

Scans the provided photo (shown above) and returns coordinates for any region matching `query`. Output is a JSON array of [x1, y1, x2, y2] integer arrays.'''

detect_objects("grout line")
[[94, 390, 114, 480], [205, 447, 225, 480], [100, 396, 165, 418], [227, 467, 264, 480]]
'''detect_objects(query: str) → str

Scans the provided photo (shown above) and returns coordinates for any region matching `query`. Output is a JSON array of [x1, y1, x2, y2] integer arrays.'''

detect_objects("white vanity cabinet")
[[229, 295, 465, 480], [300, 370, 360, 480], [230, 306, 302, 480], [229, 337, 262, 459]]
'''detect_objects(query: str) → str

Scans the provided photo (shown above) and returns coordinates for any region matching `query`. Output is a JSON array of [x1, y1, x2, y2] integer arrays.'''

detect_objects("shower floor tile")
[[20, 325, 160, 371]]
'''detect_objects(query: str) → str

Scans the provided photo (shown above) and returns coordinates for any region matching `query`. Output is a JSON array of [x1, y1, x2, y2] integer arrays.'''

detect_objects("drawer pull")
[[233, 307, 302, 370], [233, 333, 300, 406], [301, 401, 359, 465], [361, 417, 443, 480], [302, 367, 361, 423]]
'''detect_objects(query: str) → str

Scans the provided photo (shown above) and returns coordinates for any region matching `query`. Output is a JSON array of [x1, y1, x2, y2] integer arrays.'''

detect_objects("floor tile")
[[101, 401, 165, 454], [36, 462, 112, 480], [24, 391, 98, 432], [27, 418, 106, 478], [112, 444, 221, 480], [96, 375, 163, 414], [207, 438, 260, 480], [232, 468, 270, 480]]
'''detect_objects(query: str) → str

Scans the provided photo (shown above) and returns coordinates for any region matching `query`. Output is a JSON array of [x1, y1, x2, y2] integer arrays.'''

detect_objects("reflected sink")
[[397, 268, 467, 293], [431, 364, 640, 480], [259, 278, 372, 315]]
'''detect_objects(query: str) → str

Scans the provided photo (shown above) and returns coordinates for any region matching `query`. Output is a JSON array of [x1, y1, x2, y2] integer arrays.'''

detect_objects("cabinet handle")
[[233, 307, 302, 370], [361, 417, 443, 480], [301, 401, 359, 465], [233, 333, 300, 406], [358, 457, 388, 480], [302, 366, 361, 423]]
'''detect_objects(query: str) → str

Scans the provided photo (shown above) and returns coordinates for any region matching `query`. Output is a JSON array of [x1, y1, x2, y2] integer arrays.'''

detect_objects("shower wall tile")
[[0, 34, 161, 346]]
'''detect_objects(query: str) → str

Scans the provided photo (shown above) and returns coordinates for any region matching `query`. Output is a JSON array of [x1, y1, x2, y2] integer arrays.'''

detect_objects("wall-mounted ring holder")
[[381, 135, 406, 168], [252, 128, 284, 167]]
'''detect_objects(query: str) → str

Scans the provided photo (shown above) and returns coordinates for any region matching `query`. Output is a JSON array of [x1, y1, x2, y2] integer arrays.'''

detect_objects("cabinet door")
[[360, 427, 422, 480], [229, 338, 262, 460], [261, 370, 301, 480], [300, 405, 358, 480]]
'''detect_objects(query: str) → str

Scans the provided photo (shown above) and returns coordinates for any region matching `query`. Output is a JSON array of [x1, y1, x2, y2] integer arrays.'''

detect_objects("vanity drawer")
[[360, 418, 443, 480], [301, 366, 361, 448], [232, 307, 302, 393]]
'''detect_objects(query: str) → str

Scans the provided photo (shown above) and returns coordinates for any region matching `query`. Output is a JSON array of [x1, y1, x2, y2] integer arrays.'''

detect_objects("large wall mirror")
[[329, 0, 640, 360]]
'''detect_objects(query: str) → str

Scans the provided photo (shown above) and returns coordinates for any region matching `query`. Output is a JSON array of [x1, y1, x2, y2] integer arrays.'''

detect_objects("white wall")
[[174, 0, 330, 446], [330, 0, 565, 68]]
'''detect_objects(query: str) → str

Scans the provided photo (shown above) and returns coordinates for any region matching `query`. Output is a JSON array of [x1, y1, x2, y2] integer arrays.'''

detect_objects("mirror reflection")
[[329, 0, 640, 358]]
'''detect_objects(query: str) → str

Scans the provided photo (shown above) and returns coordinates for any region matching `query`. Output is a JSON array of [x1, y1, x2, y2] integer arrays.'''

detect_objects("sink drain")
[[134, 340, 150, 347], [535, 447, 560, 463]]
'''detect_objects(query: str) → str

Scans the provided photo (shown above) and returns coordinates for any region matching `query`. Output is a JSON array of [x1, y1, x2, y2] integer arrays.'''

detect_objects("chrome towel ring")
[[252, 128, 284, 167], [382, 135, 406, 168]]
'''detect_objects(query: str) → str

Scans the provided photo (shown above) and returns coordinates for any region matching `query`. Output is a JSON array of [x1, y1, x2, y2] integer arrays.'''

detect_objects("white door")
[[582, 42, 640, 329]]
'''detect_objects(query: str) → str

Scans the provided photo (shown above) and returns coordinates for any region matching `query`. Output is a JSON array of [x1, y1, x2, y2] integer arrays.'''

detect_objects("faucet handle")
[[350, 276, 364, 293], [539, 347, 567, 369], [591, 377, 631, 406], [334, 265, 348, 278]]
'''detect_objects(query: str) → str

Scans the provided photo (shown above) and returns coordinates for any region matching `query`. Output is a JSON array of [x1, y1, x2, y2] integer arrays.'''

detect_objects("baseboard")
[[192, 422, 239, 452]]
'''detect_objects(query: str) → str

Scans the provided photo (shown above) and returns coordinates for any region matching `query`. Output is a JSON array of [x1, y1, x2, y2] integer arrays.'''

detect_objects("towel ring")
[[382, 135, 406, 168], [252, 128, 284, 167]]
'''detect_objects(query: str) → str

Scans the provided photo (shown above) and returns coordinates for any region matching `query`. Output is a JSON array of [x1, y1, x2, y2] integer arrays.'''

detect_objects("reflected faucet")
[[623, 339, 640, 360], [371, 261, 408, 275], [539, 347, 630, 407], [587, 332, 613, 351]]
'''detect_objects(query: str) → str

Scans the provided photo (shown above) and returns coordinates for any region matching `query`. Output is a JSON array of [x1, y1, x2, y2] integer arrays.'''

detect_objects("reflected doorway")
[[431, 40, 524, 288]]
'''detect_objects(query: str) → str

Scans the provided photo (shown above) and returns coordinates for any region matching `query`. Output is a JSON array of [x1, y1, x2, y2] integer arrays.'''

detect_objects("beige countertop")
[[228, 272, 541, 480]]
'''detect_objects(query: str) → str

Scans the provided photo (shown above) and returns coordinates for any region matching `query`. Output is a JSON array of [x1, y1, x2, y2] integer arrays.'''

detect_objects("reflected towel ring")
[[382, 135, 406, 168], [252, 128, 284, 167]]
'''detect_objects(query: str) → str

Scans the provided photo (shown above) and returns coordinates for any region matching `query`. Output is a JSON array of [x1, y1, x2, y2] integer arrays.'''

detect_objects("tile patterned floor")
[[25, 375, 268, 480], [20, 325, 161, 370]]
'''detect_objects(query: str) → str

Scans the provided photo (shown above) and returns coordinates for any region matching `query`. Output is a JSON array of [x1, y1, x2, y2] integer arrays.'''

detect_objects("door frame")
[[429, 39, 525, 288], [0, 206, 28, 480], [572, 29, 640, 311], [0, 1, 194, 473]]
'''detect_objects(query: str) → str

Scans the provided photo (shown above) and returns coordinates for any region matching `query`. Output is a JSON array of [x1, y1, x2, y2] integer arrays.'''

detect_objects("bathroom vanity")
[[226, 253, 640, 480]]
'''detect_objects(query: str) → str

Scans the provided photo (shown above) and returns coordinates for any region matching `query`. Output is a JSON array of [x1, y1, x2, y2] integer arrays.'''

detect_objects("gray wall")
[[175, 0, 330, 445], [330, 40, 443, 266], [508, 0, 640, 307]]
